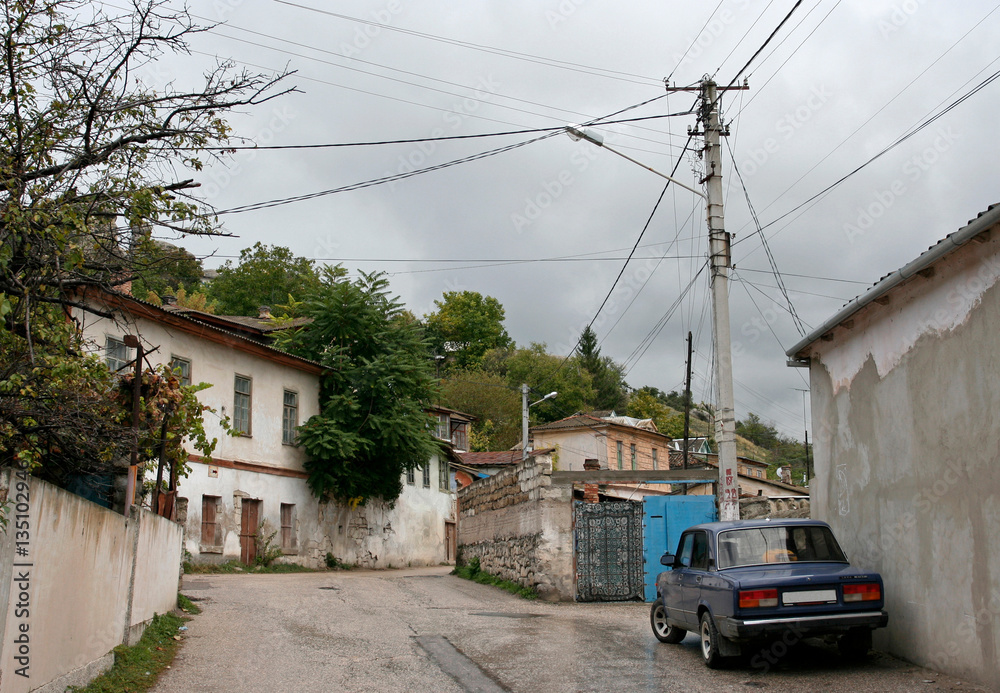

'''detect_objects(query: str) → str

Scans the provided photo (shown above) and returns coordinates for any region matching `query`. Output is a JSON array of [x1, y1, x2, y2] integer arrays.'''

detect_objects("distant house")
[[454, 449, 554, 489], [667, 437, 712, 455], [531, 413, 673, 473], [785, 203, 1000, 690], [73, 290, 464, 568], [671, 451, 806, 498]]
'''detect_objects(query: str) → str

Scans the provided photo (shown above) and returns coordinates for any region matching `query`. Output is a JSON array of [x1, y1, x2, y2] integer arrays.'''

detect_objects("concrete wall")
[[457, 455, 573, 601], [0, 471, 183, 692], [807, 235, 1000, 690]]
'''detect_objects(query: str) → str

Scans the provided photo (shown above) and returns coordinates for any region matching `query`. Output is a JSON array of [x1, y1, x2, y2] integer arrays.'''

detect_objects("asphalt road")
[[153, 566, 985, 693]]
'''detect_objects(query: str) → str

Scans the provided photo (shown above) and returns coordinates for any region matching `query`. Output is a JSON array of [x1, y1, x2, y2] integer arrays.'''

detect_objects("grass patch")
[[68, 612, 185, 693], [452, 557, 537, 600], [183, 560, 315, 574], [176, 593, 201, 615]]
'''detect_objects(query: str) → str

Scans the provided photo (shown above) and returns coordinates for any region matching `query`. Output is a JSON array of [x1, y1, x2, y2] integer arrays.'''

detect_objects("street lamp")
[[565, 125, 706, 199], [522, 385, 557, 461], [566, 96, 741, 520]]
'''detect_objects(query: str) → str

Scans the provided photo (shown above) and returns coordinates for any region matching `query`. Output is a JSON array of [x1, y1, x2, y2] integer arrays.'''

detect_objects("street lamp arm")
[[565, 124, 706, 200]]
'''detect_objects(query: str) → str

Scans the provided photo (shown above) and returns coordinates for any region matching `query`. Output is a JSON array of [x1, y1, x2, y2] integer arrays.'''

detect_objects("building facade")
[[74, 291, 459, 568]]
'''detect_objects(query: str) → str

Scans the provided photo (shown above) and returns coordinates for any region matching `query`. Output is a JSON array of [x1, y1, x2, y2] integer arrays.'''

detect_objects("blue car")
[[650, 519, 888, 668]]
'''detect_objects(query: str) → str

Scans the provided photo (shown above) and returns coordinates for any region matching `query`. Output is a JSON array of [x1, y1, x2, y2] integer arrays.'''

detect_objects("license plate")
[[782, 589, 837, 605]]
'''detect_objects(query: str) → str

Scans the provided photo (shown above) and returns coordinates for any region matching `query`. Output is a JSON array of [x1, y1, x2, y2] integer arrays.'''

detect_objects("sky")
[[130, 0, 1000, 440]]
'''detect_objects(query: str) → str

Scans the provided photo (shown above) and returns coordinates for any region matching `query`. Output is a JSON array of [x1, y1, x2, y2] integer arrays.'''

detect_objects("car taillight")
[[843, 583, 881, 602], [739, 589, 778, 608]]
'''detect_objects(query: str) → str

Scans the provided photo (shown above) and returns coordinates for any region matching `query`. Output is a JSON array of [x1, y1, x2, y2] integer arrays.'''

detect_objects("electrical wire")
[[210, 94, 670, 216], [274, 0, 663, 87], [725, 138, 806, 336]]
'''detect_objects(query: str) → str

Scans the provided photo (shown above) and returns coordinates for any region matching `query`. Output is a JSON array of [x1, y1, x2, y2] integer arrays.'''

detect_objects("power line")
[[274, 0, 663, 87], [187, 113, 695, 152], [208, 94, 669, 215], [737, 61, 1000, 242]]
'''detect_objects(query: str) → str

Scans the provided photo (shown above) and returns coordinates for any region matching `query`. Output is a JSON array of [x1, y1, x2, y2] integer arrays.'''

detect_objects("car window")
[[676, 533, 694, 568], [717, 525, 848, 568], [690, 531, 709, 570]]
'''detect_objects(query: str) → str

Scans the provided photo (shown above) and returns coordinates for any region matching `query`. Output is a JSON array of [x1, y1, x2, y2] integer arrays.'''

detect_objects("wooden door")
[[445, 521, 457, 562], [240, 499, 261, 565]]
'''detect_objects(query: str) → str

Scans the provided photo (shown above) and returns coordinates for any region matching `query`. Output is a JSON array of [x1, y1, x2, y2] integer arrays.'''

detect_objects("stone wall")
[[457, 455, 573, 601]]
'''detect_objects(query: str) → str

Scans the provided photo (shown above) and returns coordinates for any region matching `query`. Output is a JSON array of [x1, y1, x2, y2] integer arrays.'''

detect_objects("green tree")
[[424, 291, 512, 369], [735, 413, 782, 450], [131, 240, 205, 301], [0, 1, 285, 483], [206, 244, 320, 317], [274, 269, 439, 505], [438, 369, 520, 451], [577, 326, 628, 411], [500, 343, 595, 424]]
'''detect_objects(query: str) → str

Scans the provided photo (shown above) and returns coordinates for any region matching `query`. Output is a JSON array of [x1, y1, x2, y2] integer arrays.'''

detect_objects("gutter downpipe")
[[786, 204, 1000, 364]]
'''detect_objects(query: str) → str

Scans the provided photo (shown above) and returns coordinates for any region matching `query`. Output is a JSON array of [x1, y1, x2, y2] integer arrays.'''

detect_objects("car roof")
[[685, 519, 833, 534]]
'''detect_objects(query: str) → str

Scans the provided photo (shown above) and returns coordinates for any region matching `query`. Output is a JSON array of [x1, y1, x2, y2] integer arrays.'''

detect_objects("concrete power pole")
[[702, 80, 740, 521]]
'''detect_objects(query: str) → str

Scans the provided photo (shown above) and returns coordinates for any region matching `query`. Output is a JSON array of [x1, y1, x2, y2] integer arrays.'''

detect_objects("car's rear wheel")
[[838, 627, 873, 661], [699, 611, 727, 668], [650, 598, 686, 643]]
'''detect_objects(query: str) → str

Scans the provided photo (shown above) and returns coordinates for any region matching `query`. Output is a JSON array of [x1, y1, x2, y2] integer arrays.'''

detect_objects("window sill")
[[199, 544, 223, 554]]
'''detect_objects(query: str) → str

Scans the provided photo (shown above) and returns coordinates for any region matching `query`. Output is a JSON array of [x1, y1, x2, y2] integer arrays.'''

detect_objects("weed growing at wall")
[[68, 611, 185, 693], [452, 557, 537, 600]]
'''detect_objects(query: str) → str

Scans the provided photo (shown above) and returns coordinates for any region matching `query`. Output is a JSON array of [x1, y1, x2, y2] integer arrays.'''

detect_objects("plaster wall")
[[0, 474, 181, 692], [532, 428, 607, 470], [180, 454, 455, 569], [808, 236, 1000, 690], [75, 307, 320, 471]]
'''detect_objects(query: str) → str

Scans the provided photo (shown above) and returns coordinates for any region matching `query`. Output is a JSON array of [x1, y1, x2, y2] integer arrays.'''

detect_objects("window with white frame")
[[406, 467, 415, 485], [435, 413, 450, 440], [106, 336, 130, 372], [422, 462, 431, 488], [439, 458, 449, 491], [282, 390, 298, 445], [652, 448, 659, 470], [233, 375, 252, 435]]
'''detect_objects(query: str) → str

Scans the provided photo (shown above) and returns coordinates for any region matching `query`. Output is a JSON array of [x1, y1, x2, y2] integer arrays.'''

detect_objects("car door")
[[677, 530, 710, 628], [662, 531, 700, 630]]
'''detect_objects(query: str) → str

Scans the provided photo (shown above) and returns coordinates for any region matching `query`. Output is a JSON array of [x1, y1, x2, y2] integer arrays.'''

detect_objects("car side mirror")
[[660, 553, 675, 567]]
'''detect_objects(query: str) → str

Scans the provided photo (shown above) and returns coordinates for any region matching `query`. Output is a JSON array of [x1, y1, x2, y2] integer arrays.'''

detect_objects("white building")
[[74, 290, 460, 568]]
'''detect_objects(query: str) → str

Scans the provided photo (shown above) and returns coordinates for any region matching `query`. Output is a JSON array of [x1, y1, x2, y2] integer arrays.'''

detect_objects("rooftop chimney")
[[258, 305, 271, 319]]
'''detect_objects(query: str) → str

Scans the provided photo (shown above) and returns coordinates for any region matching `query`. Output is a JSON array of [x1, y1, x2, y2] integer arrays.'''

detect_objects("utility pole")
[[804, 430, 811, 485], [521, 383, 530, 462], [702, 80, 740, 521], [682, 331, 693, 495]]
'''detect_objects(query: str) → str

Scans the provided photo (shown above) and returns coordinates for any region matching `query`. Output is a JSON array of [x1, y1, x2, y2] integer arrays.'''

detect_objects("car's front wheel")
[[699, 611, 727, 668], [650, 598, 686, 643]]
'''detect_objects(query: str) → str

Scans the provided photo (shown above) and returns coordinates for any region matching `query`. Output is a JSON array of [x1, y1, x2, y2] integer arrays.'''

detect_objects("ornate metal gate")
[[574, 501, 644, 601]]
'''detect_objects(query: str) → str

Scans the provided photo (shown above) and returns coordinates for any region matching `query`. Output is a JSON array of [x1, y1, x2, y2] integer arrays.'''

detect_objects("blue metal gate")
[[642, 495, 717, 601]]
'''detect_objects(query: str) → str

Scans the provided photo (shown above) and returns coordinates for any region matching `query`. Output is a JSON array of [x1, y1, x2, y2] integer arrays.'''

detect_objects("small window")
[[282, 390, 298, 445], [652, 448, 659, 470], [106, 336, 130, 372], [422, 462, 431, 488], [439, 458, 449, 491], [406, 467, 415, 485], [451, 421, 468, 451], [201, 495, 222, 547], [233, 375, 252, 435], [169, 356, 191, 386], [630, 443, 637, 470], [616, 441, 623, 470], [280, 503, 296, 550], [435, 414, 450, 440]]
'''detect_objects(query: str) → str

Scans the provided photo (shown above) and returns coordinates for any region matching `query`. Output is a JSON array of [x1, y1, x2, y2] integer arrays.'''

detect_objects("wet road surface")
[[153, 566, 985, 693]]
